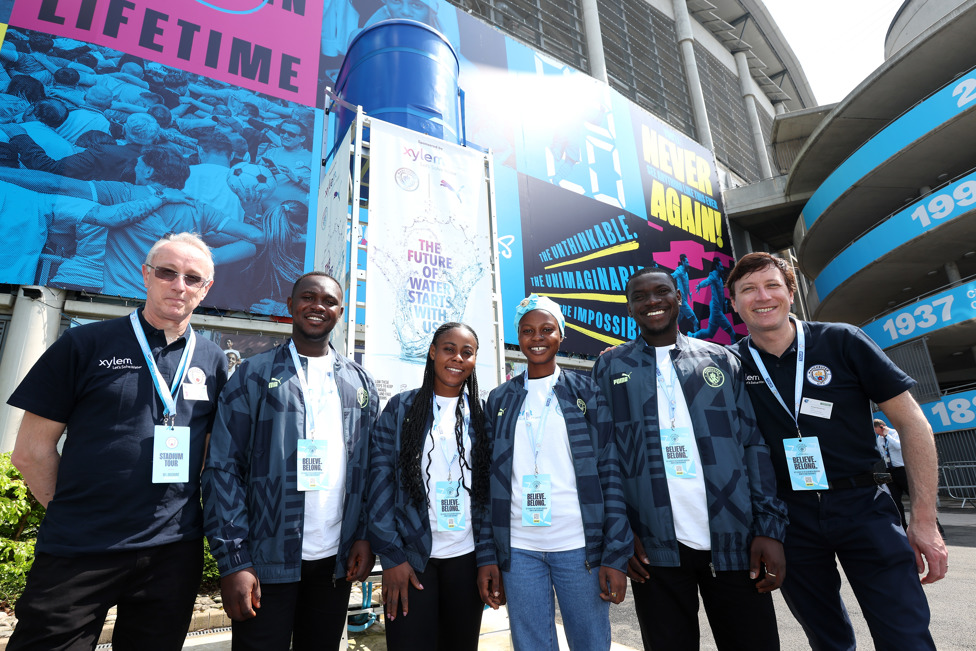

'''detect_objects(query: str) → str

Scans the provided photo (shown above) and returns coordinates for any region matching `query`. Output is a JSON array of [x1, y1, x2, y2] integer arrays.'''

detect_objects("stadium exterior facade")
[[726, 0, 976, 467], [0, 0, 972, 475]]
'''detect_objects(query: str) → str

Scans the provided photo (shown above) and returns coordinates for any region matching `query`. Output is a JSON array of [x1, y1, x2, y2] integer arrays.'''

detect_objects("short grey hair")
[[144, 232, 214, 279]]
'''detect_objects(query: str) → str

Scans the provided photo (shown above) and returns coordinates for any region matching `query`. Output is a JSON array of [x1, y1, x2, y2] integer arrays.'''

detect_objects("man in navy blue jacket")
[[727, 252, 945, 650]]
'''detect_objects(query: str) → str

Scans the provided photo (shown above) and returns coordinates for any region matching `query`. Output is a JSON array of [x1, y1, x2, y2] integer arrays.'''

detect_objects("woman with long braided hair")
[[366, 322, 490, 651]]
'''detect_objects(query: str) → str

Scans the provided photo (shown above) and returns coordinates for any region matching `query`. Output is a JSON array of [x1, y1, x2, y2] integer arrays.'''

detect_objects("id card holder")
[[521, 474, 552, 527], [783, 437, 829, 490], [661, 427, 697, 479], [799, 398, 833, 419], [435, 481, 466, 531], [152, 425, 190, 483], [297, 439, 328, 491]]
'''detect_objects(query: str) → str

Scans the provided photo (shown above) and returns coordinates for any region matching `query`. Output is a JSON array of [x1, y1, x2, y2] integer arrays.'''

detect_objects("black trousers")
[[231, 555, 352, 651], [888, 466, 910, 528], [631, 543, 779, 651], [8, 538, 203, 651], [384, 551, 484, 651]]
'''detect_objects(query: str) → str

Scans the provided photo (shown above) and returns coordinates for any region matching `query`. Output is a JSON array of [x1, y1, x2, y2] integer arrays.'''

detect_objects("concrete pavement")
[[179, 501, 976, 650]]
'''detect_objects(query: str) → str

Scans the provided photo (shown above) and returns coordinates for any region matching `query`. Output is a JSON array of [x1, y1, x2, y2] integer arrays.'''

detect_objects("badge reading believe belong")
[[521, 474, 552, 526], [661, 427, 697, 478], [297, 439, 328, 490], [152, 425, 190, 483], [435, 481, 466, 531], [783, 437, 829, 490]]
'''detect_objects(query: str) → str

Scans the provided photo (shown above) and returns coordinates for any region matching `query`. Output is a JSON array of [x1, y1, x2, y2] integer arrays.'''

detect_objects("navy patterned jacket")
[[476, 369, 634, 573], [366, 389, 487, 572], [202, 341, 378, 583], [591, 333, 788, 572]]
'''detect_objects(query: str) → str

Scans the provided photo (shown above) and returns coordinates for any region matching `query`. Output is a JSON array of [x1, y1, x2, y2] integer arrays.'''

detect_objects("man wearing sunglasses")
[[7, 233, 229, 651]]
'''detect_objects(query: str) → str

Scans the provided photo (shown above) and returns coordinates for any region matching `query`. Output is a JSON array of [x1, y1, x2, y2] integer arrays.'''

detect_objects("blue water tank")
[[334, 19, 462, 144]]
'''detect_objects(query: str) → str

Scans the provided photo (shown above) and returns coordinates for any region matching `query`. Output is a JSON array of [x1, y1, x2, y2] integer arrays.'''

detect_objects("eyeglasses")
[[281, 130, 302, 138], [146, 264, 210, 288]]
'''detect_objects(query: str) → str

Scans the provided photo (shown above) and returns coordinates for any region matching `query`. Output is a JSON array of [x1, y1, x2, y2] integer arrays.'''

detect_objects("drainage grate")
[[95, 627, 233, 649]]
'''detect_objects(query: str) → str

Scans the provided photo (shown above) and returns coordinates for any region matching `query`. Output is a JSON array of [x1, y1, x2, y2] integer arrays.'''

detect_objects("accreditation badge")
[[435, 481, 466, 532], [297, 439, 328, 491], [521, 474, 552, 527], [783, 437, 829, 490], [152, 425, 190, 483], [661, 427, 697, 479]]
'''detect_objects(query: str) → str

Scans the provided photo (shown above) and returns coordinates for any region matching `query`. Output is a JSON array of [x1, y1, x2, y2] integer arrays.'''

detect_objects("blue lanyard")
[[289, 341, 336, 439], [655, 351, 679, 429], [432, 395, 469, 483], [129, 311, 195, 426], [747, 318, 805, 438], [520, 371, 558, 475]]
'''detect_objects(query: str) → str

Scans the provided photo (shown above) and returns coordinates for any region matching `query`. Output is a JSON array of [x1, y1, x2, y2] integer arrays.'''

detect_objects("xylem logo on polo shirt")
[[745, 374, 764, 385], [98, 356, 141, 370]]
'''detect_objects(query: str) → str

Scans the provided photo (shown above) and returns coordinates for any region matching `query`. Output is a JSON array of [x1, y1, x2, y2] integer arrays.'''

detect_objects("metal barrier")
[[940, 461, 976, 508], [935, 428, 976, 463]]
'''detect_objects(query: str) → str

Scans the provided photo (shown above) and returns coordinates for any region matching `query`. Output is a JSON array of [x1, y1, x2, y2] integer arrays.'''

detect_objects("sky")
[[761, 0, 905, 105]]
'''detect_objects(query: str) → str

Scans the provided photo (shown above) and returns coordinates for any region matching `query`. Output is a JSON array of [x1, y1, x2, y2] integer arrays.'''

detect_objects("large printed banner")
[[10, 0, 324, 106], [518, 175, 739, 356], [517, 107, 738, 356], [315, 122, 352, 354], [0, 17, 319, 316], [0, 0, 739, 355], [364, 120, 498, 403]]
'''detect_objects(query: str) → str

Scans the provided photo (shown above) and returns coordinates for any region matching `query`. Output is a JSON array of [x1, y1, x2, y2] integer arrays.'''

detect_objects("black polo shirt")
[[8, 309, 227, 556], [733, 321, 913, 494]]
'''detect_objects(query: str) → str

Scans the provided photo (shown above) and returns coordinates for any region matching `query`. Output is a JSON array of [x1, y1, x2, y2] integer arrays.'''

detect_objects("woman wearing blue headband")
[[367, 322, 491, 651], [476, 295, 633, 650]]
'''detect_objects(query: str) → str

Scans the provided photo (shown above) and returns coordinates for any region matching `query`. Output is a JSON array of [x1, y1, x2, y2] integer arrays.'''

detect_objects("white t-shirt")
[[425, 394, 475, 559], [656, 346, 710, 550], [301, 351, 347, 560], [509, 367, 586, 552]]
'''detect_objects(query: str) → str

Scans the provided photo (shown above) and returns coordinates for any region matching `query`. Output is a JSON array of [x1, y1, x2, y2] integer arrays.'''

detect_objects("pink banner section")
[[11, 0, 324, 106]]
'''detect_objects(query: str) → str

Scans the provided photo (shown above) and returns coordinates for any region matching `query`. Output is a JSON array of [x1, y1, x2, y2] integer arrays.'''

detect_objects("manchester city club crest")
[[702, 366, 725, 388], [357, 387, 369, 408], [394, 167, 419, 191], [806, 365, 832, 386]]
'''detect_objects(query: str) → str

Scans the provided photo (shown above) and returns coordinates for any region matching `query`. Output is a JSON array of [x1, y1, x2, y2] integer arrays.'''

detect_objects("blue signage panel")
[[802, 65, 976, 229], [862, 280, 976, 349], [815, 172, 976, 299]]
